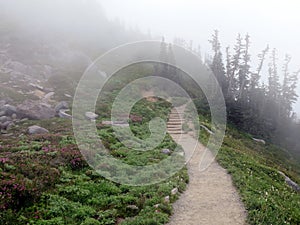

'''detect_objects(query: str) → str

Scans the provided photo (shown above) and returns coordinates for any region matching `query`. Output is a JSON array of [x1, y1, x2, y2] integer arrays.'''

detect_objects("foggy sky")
[[100, 0, 300, 114], [1, 0, 299, 113]]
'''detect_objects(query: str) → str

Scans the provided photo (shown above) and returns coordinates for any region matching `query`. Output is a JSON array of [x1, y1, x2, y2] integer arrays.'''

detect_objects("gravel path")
[[166, 105, 247, 225]]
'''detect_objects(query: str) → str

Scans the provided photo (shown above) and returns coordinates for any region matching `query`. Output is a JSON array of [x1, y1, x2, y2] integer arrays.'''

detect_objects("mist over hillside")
[[0, 0, 148, 90], [0, 1, 300, 225]]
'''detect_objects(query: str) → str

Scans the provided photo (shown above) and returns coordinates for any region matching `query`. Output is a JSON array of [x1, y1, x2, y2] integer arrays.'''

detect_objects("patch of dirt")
[[166, 105, 247, 225]]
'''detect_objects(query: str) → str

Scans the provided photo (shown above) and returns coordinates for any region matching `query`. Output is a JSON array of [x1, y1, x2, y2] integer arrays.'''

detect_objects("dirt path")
[[166, 105, 247, 225]]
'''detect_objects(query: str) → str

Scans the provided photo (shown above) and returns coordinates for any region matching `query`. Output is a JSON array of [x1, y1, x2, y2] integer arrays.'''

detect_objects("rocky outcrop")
[[17, 100, 55, 120], [0, 104, 17, 116], [28, 125, 49, 135], [278, 171, 300, 192]]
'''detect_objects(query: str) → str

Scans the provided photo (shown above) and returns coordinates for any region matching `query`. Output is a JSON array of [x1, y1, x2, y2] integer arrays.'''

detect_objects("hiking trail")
[[166, 104, 247, 225]]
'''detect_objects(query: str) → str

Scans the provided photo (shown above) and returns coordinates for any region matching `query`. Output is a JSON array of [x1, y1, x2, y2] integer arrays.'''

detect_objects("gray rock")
[[0, 128, 7, 134], [29, 83, 44, 90], [171, 187, 178, 195], [64, 93, 72, 98], [44, 92, 55, 100], [85, 112, 98, 120], [55, 101, 69, 113], [0, 111, 5, 117], [278, 171, 300, 192], [200, 125, 214, 135], [161, 149, 171, 155], [0, 116, 10, 123], [11, 113, 17, 120], [1, 121, 14, 130], [58, 109, 72, 119], [164, 196, 170, 203], [17, 100, 55, 120], [154, 204, 160, 208], [5, 121, 14, 130], [177, 151, 185, 157], [0, 104, 17, 116], [252, 138, 266, 145], [0, 100, 6, 107], [126, 205, 139, 210], [28, 125, 49, 135]]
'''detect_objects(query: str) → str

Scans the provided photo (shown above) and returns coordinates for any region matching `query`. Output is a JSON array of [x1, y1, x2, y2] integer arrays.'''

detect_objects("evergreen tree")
[[229, 33, 243, 99], [268, 48, 281, 100], [156, 37, 168, 77], [208, 30, 227, 94], [281, 55, 299, 118], [167, 43, 178, 82], [250, 46, 269, 91], [237, 34, 251, 101]]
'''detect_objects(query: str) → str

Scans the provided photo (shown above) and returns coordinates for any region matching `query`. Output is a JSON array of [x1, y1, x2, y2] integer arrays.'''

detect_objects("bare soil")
[[166, 105, 247, 225]]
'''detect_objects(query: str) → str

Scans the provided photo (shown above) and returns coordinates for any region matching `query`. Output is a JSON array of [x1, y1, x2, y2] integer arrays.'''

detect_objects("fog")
[[0, 0, 300, 113], [101, 0, 300, 113], [1, 2, 300, 221]]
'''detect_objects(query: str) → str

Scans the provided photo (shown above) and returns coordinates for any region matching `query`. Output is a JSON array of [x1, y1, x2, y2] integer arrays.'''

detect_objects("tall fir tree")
[[237, 34, 251, 101], [208, 30, 227, 94], [268, 48, 281, 100], [281, 55, 299, 118]]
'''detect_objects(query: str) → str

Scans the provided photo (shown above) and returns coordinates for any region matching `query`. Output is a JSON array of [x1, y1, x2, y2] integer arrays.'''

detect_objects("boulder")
[[0, 104, 17, 116], [85, 112, 98, 120], [55, 101, 69, 113], [17, 100, 56, 120], [1, 121, 14, 130], [0, 116, 10, 123], [278, 171, 300, 192], [28, 125, 49, 135]]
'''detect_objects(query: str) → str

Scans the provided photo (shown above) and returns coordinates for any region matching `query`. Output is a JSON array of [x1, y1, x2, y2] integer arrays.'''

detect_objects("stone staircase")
[[166, 103, 198, 163], [167, 107, 184, 135]]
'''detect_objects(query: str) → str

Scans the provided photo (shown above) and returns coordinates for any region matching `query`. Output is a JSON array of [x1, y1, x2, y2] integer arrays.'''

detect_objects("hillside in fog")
[[0, 1, 299, 225]]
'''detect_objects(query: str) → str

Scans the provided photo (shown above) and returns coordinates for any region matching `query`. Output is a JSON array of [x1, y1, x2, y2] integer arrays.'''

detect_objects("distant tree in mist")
[[162, 32, 300, 154], [208, 30, 227, 94], [206, 31, 299, 153]]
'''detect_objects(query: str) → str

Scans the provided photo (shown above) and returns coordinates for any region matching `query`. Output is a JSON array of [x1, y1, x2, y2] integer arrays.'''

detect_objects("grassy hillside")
[[0, 98, 188, 225]]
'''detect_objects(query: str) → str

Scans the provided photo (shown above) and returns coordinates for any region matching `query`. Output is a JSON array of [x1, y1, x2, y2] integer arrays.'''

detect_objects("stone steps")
[[167, 107, 186, 136], [168, 118, 182, 121], [168, 131, 184, 135], [167, 127, 182, 131], [167, 125, 182, 128], [168, 121, 181, 124]]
